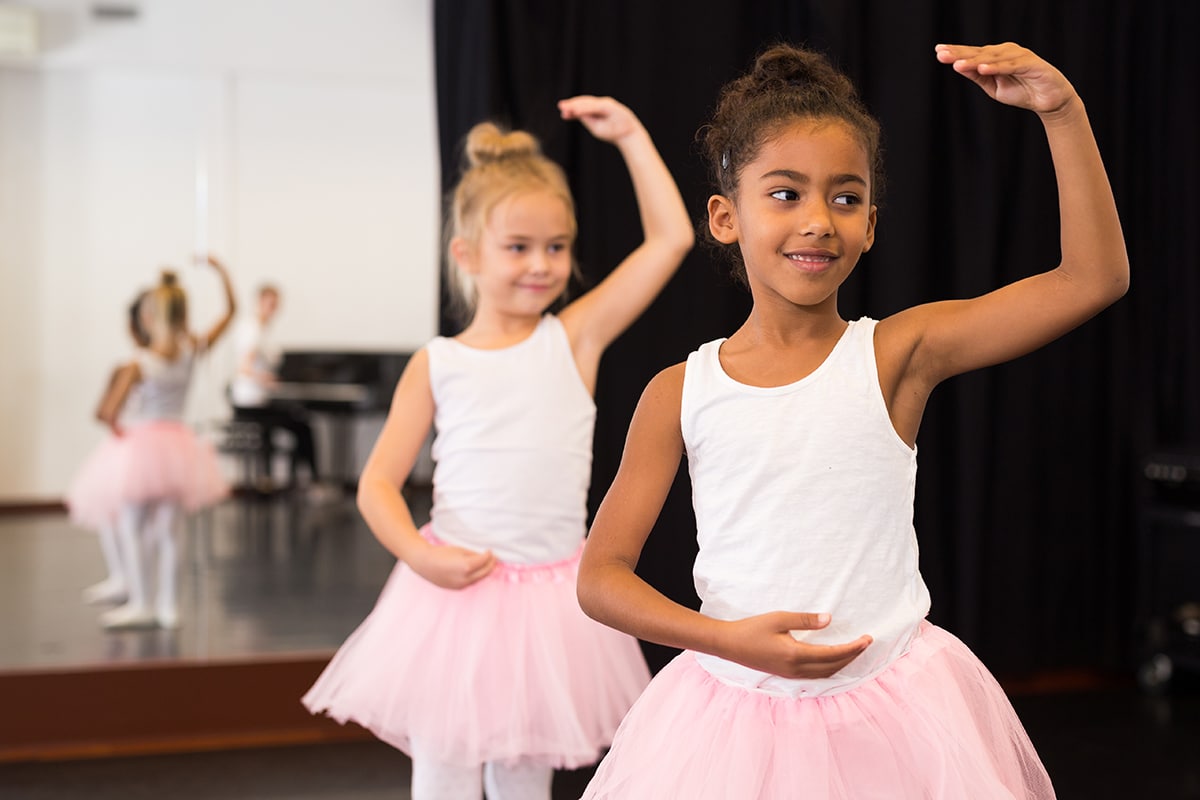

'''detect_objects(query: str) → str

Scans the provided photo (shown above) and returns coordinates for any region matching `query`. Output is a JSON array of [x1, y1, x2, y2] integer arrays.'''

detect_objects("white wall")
[[0, 0, 440, 501]]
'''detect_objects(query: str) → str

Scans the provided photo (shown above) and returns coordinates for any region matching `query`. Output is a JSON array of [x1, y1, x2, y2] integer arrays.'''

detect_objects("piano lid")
[[277, 350, 411, 412]]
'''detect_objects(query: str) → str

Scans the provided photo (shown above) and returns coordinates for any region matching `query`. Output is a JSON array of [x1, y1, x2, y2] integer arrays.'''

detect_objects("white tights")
[[82, 523, 129, 604], [410, 755, 552, 800], [101, 501, 180, 628]]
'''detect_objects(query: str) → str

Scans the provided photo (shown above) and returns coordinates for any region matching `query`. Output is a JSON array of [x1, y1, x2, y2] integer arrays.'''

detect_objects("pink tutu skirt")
[[583, 622, 1054, 799], [303, 535, 651, 769], [66, 421, 230, 527]]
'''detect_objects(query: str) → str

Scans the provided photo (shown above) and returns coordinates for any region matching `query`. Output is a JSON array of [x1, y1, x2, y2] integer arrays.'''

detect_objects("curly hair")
[[698, 44, 885, 283]]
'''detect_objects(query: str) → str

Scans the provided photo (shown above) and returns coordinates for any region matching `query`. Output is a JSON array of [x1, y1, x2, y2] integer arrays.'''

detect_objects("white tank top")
[[426, 315, 596, 564], [126, 340, 196, 424], [682, 318, 931, 697]]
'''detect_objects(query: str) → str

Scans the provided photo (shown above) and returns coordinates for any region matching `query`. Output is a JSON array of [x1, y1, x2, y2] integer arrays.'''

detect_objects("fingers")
[[461, 549, 496, 583], [777, 611, 831, 630], [936, 42, 1027, 71], [782, 634, 873, 678], [558, 94, 611, 120]]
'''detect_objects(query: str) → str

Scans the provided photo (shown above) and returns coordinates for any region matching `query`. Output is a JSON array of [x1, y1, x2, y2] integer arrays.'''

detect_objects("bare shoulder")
[[631, 362, 687, 435], [394, 347, 432, 395], [643, 362, 686, 404]]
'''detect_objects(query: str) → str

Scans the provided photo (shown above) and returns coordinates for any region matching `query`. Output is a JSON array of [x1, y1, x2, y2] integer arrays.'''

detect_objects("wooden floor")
[[0, 491, 1197, 798]]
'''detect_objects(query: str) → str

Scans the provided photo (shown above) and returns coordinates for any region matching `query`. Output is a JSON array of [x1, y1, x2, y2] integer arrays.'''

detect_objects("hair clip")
[[720, 151, 730, 170]]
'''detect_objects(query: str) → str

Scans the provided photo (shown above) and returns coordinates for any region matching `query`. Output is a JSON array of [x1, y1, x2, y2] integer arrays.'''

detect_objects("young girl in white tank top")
[[303, 96, 693, 799], [578, 41, 1127, 799], [67, 256, 237, 629]]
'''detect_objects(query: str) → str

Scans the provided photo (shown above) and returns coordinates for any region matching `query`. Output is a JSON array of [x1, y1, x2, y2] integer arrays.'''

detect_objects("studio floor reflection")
[[0, 490, 414, 671]]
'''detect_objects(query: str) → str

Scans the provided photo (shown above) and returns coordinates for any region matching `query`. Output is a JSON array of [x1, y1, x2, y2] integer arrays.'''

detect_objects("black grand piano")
[[269, 350, 412, 485]]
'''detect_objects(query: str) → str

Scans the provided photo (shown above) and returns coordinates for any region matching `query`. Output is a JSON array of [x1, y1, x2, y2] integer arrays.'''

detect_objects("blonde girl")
[[303, 96, 693, 800]]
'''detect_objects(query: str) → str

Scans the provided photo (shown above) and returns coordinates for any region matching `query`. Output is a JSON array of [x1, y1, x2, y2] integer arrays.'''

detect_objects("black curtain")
[[434, 0, 1200, 677]]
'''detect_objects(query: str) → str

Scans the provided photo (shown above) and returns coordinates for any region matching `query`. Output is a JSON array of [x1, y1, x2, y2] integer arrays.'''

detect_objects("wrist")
[[1037, 93, 1085, 128], [700, 616, 732, 660], [613, 121, 652, 154]]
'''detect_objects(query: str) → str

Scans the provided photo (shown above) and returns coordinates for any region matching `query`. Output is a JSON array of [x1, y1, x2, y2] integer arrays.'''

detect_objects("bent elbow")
[[1111, 267, 1130, 301], [575, 568, 605, 623], [355, 474, 379, 519], [1094, 265, 1130, 311], [672, 227, 697, 260]]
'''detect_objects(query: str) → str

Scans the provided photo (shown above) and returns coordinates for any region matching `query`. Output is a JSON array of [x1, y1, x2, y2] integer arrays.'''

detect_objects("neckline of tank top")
[[709, 318, 860, 395], [443, 314, 554, 354]]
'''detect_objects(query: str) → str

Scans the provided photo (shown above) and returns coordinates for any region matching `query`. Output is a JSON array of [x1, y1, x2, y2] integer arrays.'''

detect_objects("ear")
[[707, 195, 739, 245], [449, 237, 478, 275], [862, 205, 878, 252]]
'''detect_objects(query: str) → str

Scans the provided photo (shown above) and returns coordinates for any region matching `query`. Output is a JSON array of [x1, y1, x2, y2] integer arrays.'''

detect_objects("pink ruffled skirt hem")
[[583, 622, 1055, 799], [302, 539, 651, 769], [66, 421, 230, 527]]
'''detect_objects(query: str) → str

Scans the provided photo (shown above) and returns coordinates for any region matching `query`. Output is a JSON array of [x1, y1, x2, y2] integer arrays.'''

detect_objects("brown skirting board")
[[0, 654, 371, 763]]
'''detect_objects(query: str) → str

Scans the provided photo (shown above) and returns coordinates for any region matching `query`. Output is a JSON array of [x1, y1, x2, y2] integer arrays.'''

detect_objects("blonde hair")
[[142, 269, 188, 344], [444, 122, 577, 322]]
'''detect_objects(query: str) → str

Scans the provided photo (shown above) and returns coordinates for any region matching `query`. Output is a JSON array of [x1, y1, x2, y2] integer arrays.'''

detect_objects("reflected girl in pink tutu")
[[302, 96, 692, 799], [577, 42, 1128, 799], [66, 256, 236, 629], [69, 289, 154, 608]]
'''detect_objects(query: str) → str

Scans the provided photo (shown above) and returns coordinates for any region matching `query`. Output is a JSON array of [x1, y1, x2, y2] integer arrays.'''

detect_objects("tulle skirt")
[[66, 421, 230, 528], [583, 622, 1055, 799], [302, 534, 651, 769]]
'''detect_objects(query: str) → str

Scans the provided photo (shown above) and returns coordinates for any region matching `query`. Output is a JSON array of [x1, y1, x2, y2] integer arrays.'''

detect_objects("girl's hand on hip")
[[410, 541, 496, 589], [720, 611, 873, 679], [558, 95, 641, 145], [936, 42, 1077, 118]]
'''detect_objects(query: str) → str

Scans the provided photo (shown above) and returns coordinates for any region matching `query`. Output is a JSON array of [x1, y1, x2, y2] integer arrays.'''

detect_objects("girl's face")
[[456, 189, 575, 319], [709, 118, 877, 313]]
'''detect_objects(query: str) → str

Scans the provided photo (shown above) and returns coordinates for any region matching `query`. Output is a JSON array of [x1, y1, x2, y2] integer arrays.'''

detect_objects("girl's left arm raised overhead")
[[196, 253, 238, 351], [880, 43, 1129, 433], [556, 96, 695, 389]]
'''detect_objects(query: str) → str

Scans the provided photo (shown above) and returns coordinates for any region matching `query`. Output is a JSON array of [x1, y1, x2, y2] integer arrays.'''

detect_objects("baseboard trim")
[[0, 655, 370, 763]]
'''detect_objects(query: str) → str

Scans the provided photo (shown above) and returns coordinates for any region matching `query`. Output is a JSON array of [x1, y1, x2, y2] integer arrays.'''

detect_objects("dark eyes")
[[768, 189, 862, 206]]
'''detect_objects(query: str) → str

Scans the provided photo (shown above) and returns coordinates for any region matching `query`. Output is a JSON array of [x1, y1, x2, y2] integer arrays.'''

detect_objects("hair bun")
[[159, 269, 178, 288], [751, 44, 855, 99], [464, 122, 541, 168]]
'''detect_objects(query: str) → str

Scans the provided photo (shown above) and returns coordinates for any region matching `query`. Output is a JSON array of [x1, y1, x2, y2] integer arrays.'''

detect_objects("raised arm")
[[556, 96, 694, 385], [879, 43, 1129, 435], [579, 365, 870, 679], [356, 349, 495, 588], [197, 254, 238, 350]]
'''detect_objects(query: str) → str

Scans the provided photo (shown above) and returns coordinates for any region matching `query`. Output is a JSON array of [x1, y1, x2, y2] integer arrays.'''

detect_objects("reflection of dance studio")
[[3, 2, 1200, 799], [1, 1, 450, 794]]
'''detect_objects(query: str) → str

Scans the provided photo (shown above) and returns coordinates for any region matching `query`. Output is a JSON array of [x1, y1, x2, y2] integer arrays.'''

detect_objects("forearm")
[[95, 365, 137, 427], [1041, 98, 1130, 301], [614, 124, 695, 256], [356, 471, 428, 562], [578, 559, 726, 656], [221, 268, 237, 316]]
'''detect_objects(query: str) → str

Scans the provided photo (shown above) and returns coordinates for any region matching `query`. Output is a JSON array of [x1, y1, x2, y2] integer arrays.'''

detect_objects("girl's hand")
[[719, 611, 873, 679], [558, 95, 642, 145], [409, 540, 496, 589], [935, 42, 1077, 118], [201, 253, 228, 273]]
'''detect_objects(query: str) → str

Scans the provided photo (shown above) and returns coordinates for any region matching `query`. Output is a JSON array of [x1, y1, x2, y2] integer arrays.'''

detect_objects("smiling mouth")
[[785, 253, 837, 273]]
